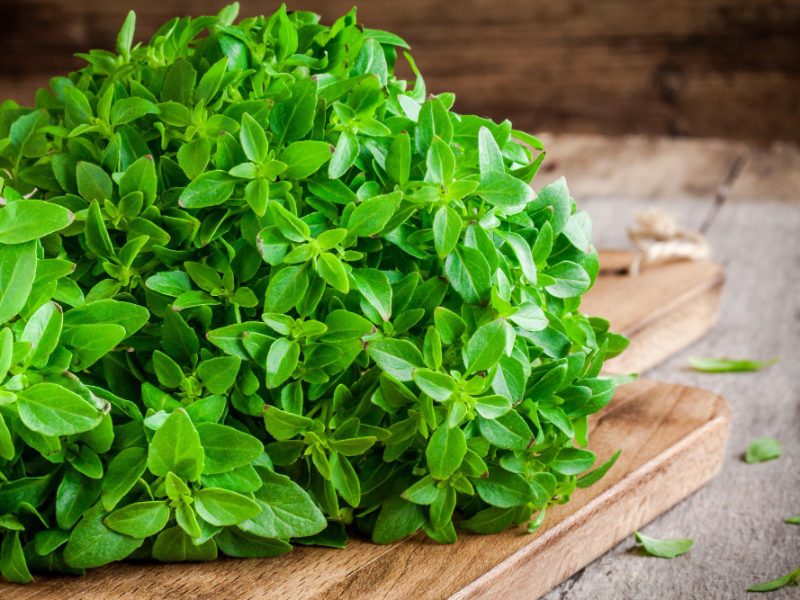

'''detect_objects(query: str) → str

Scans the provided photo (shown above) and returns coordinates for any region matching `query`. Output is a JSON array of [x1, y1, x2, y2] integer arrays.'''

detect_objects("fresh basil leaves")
[[0, 3, 624, 582]]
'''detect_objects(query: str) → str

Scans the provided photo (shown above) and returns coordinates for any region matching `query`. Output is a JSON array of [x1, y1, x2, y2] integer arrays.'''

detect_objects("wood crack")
[[698, 153, 746, 233]]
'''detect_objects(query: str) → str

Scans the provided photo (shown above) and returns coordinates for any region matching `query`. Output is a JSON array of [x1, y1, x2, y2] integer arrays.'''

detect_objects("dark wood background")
[[1, 0, 798, 142]]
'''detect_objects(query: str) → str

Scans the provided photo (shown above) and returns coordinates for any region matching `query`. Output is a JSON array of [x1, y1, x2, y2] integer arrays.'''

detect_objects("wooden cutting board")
[[6, 379, 730, 599], [2, 251, 728, 598], [584, 250, 724, 374]]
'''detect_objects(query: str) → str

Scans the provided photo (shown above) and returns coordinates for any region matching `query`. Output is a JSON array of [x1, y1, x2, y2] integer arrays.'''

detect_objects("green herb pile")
[[0, 4, 627, 582]]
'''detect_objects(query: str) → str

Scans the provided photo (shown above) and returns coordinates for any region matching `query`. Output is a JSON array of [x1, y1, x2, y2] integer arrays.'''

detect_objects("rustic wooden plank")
[[728, 141, 800, 202], [1, 380, 730, 599], [1, 0, 798, 141], [584, 251, 724, 374], [535, 134, 746, 200]]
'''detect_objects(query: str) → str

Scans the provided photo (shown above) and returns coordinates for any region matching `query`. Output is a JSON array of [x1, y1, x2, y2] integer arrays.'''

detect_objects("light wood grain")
[[584, 250, 724, 374], [0, 380, 729, 599]]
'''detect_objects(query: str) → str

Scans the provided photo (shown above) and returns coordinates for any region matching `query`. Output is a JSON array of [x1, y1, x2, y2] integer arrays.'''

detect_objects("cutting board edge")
[[603, 279, 724, 374], [453, 391, 731, 600]]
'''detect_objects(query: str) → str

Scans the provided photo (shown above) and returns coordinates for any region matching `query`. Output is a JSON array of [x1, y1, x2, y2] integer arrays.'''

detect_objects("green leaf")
[[551, 448, 596, 475], [372, 497, 425, 544], [330, 452, 361, 506], [61, 323, 127, 369], [197, 356, 241, 394], [433, 206, 462, 259], [116, 10, 136, 56], [347, 192, 402, 238], [77, 162, 113, 202], [352, 268, 392, 321], [101, 448, 148, 511], [147, 408, 204, 481], [328, 131, 359, 179], [151, 526, 217, 562], [476, 171, 534, 208], [177, 137, 211, 180], [747, 568, 800, 592], [426, 425, 466, 480], [268, 202, 310, 242], [119, 154, 158, 206], [270, 78, 318, 144], [445, 246, 491, 304], [386, 131, 411, 184], [215, 528, 292, 558], [85, 200, 115, 258], [497, 230, 537, 283], [266, 337, 300, 389], [110, 97, 159, 126], [433, 307, 466, 345], [477, 411, 532, 450], [241, 467, 326, 539], [466, 319, 510, 374], [63, 299, 149, 337], [689, 357, 778, 373], [197, 423, 263, 474], [544, 261, 591, 298], [280, 140, 331, 178], [367, 338, 424, 381], [0, 242, 36, 324], [478, 126, 504, 176], [104, 501, 170, 538], [21, 300, 62, 367], [317, 252, 349, 293], [0, 200, 74, 244], [265, 265, 308, 313], [744, 437, 781, 464], [474, 468, 533, 508], [17, 383, 103, 437], [263, 406, 314, 440], [145, 271, 192, 297], [417, 97, 452, 152], [64, 86, 94, 127], [0, 531, 32, 583], [426, 136, 455, 184], [194, 487, 261, 526], [413, 369, 455, 401], [64, 504, 144, 569], [474, 395, 512, 419], [577, 449, 621, 488], [179, 170, 236, 209], [634, 531, 694, 559], [240, 113, 269, 163]]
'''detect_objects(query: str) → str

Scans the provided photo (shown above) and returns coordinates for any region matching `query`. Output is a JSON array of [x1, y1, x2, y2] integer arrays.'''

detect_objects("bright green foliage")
[[0, 3, 624, 581]]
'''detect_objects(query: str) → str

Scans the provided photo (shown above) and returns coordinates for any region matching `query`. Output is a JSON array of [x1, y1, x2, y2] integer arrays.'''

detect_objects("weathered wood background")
[[0, 0, 798, 142]]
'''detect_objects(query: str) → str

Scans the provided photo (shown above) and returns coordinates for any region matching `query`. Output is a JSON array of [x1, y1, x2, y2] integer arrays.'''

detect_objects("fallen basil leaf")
[[747, 567, 800, 592], [744, 437, 782, 464], [689, 357, 778, 373], [634, 531, 694, 559]]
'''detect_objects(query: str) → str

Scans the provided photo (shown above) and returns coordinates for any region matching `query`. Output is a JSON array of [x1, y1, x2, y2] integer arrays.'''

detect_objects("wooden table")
[[537, 133, 800, 599]]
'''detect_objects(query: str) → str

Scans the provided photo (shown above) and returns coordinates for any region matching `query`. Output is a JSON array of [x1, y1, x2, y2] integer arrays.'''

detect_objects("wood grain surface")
[[584, 250, 724, 374], [0, 379, 730, 600], [1, 0, 798, 142]]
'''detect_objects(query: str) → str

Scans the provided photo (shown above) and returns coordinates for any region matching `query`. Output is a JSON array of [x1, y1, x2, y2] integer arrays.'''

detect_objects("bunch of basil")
[[0, 3, 627, 582]]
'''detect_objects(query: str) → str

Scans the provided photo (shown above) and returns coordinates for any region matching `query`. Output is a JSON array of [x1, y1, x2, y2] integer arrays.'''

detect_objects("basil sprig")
[[0, 3, 626, 581]]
